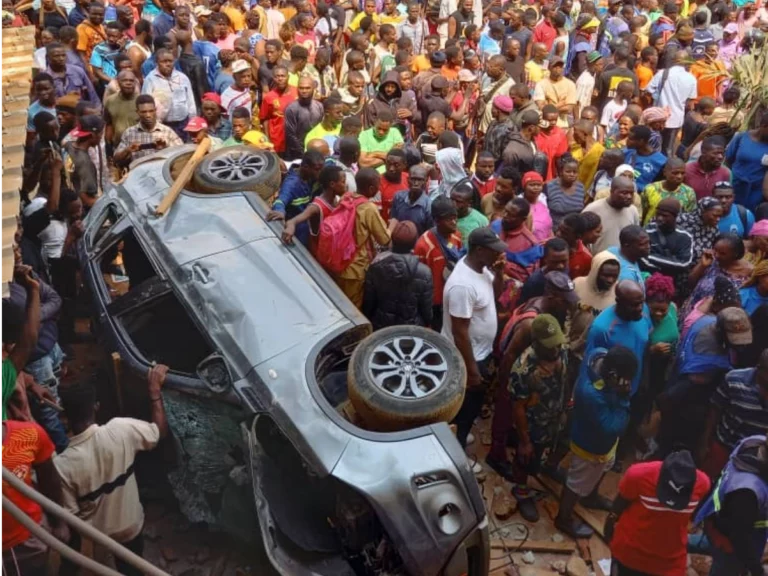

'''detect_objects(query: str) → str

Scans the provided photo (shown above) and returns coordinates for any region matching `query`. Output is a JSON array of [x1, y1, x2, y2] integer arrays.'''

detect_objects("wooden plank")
[[589, 537, 611, 576], [111, 352, 124, 414], [4, 81, 31, 97], [534, 475, 607, 538], [155, 137, 211, 215], [491, 539, 576, 554]]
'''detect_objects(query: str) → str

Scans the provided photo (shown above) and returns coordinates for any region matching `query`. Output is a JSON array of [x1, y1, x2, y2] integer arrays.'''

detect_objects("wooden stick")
[[490, 539, 576, 554], [155, 137, 211, 216], [111, 352, 123, 415]]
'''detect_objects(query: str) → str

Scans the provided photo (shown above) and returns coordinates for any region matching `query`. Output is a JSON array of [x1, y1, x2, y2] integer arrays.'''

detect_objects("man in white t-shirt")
[[646, 50, 697, 156], [442, 227, 506, 448]]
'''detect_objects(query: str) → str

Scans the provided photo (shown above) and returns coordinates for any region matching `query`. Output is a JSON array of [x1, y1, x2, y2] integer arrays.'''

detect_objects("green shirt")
[[3, 358, 18, 421], [358, 127, 404, 173], [650, 303, 679, 347], [457, 209, 489, 244]]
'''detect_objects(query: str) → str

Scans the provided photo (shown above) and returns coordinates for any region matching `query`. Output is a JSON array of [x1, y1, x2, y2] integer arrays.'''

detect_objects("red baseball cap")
[[184, 117, 209, 132], [202, 92, 224, 110]]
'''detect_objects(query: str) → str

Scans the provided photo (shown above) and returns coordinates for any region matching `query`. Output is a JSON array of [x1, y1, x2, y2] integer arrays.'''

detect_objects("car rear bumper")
[[245, 418, 491, 576]]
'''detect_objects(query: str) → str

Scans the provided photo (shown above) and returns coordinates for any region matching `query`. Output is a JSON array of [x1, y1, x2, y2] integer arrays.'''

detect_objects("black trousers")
[[611, 559, 653, 576], [453, 355, 493, 447]]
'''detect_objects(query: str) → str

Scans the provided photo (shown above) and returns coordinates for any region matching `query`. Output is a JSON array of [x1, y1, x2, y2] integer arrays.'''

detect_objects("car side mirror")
[[196, 353, 232, 394]]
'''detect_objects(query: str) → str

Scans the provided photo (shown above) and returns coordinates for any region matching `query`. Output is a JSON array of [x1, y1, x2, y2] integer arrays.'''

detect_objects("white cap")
[[22, 197, 47, 218], [231, 59, 250, 74]]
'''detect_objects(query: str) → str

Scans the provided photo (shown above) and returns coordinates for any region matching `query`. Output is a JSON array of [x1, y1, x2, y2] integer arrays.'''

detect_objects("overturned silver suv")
[[78, 145, 490, 576]]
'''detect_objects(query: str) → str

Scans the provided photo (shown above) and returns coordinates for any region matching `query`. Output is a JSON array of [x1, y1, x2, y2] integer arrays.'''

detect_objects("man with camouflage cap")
[[505, 314, 569, 523]]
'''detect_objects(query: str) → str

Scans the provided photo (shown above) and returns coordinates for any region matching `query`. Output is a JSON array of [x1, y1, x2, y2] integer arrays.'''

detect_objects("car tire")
[[348, 326, 466, 432], [192, 146, 281, 200]]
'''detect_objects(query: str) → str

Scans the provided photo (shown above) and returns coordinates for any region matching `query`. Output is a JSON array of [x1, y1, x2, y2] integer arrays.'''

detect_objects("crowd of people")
[[3, 0, 768, 572]]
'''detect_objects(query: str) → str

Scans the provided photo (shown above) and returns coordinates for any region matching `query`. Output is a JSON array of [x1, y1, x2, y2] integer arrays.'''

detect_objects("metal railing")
[[2, 467, 172, 576]]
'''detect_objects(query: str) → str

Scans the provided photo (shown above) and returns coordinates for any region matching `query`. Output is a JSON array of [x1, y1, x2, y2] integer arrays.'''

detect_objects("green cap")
[[530, 314, 566, 349], [587, 51, 603, 64]]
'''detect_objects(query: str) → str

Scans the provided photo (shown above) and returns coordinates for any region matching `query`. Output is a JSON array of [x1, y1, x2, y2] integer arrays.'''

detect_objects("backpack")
[[316, 194, 368, 274], [736, 204, 749, 236]]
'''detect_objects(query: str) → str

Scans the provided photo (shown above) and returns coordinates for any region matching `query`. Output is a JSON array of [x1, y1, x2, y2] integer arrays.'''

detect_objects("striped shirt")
[[712, 367, 768, 449], [544, 178, 585, 231]]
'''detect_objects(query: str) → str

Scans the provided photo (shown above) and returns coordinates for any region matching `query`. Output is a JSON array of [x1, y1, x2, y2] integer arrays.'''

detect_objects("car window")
[[99, 228, 159, 302], [118, 291, 213, 374], [97, 226, 214, 375], [89, 203, 125, 249]]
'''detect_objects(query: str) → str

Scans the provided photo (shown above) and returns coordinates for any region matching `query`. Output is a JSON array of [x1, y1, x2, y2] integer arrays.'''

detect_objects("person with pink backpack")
[[316, 168, 393, 308]]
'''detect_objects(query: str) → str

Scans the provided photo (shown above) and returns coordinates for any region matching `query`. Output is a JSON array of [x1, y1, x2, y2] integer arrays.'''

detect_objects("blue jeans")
[[25, 344, 68, 453], [25, 344, 64, 402]]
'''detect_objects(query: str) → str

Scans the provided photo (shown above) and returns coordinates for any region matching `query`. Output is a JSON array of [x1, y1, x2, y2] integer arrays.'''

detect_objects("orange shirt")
[[635, 63, 654, 90], [76, 21, 106, 64], [690, 60, 726, 101], [441, 64, 460, 81], [411, 54, 431, 74], [2, 420, 55, 549], [414, 230, 463, 305]]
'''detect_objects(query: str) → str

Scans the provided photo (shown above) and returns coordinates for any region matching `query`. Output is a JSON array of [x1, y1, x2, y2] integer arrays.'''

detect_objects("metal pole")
[[2, 495, 121, 576], [2, 467, 171, 576]]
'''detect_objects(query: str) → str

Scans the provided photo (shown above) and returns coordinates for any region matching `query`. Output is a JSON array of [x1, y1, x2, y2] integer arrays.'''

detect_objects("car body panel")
[[79, 146, 490, 576]]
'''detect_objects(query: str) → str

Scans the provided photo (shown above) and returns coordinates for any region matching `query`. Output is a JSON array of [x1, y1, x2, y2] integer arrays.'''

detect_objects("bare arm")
[[451, 316, 481, 388], [358, 151, 387, 168], [280, 203, 321, 244], [9, 268, 41, 374], [35, 458, 70, 542], [688, 251, 712, 287], [147, 364, 169, 439], [496, 319, 533, 396]]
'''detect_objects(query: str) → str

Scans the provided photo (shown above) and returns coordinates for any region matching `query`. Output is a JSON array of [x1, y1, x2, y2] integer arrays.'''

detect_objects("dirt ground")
[[465, 413, 714, 576]]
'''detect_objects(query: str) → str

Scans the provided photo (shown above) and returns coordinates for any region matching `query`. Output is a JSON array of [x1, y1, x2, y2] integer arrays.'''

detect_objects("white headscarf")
[[434, 148, 467, 200]]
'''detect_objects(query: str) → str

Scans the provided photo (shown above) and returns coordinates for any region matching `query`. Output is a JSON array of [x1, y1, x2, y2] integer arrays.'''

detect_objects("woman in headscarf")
[[641, 106, 670, 153], [739, 260, 768, 314], [680, 232, 753, 328], [433, 147, 468, 200], [569, 251, 621, 359], [521, 171, 552, 243], [678, 197, 724, 265], [644, 273, 679, 415], [745, 219, 768, 266]]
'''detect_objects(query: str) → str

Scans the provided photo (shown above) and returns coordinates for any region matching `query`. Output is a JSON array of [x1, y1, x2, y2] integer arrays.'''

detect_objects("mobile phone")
[[138, 142, 157, 151]]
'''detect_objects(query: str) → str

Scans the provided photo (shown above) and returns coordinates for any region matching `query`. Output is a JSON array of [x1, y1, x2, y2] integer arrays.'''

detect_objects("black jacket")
[[363, 253, 433, 330]]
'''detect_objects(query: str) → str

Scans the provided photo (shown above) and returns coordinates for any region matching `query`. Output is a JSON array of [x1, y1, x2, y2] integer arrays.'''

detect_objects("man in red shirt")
[[557, 213, 592, 279], [259, 65, 297, 155], [532, 6, 557, 51], [606, 450, 710, 576], [377, 149, 409, 223], [534, 104, 568, 181], [414, 197, 463, 332]]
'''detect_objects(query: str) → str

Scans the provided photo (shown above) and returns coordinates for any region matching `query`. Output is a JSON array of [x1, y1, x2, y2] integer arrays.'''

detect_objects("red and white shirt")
[[611, 461, 711, 576]]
